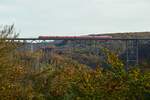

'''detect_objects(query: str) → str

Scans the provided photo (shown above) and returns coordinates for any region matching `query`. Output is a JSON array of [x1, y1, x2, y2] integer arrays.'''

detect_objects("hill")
[[90, 32, 150, 38]]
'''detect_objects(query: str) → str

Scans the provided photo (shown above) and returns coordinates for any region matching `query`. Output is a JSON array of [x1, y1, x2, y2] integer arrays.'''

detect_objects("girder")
[[2, 37, 150, 68]]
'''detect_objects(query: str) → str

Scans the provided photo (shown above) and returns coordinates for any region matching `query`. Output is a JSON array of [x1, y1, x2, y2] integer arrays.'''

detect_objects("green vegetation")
[[0, 25, 150, 100]]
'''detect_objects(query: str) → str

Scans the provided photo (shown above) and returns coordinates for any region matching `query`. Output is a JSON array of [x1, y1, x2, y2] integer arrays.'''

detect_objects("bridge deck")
[[3, 38, 150, 40]]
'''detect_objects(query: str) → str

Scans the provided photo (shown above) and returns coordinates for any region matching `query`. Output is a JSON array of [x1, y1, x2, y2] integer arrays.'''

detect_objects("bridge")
[[3, 36, 150, 68]]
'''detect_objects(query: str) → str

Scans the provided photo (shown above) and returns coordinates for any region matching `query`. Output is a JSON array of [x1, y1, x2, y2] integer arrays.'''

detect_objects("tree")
[[0, 25, 27, 100]]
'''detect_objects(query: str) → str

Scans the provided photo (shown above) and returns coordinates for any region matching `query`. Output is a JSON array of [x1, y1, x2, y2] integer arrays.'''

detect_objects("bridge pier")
[[126, 39, 139, 68]]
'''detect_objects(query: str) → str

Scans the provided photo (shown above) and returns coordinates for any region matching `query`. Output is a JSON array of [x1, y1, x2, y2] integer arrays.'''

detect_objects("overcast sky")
[[0, 0, 150, 37]]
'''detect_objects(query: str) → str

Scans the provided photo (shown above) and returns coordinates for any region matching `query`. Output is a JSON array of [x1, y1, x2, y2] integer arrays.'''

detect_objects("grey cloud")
[[0, 0, 150, 37]]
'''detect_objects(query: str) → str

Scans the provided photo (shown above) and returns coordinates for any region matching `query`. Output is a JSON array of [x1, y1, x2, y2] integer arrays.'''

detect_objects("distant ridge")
[[90, 32, 150, 39]]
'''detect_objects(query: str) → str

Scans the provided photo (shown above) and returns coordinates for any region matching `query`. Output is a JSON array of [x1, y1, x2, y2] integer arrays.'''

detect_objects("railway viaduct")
[[4, 36, 150, 67]]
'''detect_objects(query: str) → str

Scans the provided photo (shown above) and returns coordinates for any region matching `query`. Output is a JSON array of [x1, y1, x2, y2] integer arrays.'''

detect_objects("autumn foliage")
[[0, 25, 150, 100]]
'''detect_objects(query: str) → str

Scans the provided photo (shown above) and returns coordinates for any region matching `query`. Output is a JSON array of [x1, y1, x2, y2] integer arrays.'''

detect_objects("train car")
[[38, 35, 112, 40]]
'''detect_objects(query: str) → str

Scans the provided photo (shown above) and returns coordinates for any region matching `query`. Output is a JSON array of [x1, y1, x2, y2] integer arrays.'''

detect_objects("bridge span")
[[3, 36, 150, 68]]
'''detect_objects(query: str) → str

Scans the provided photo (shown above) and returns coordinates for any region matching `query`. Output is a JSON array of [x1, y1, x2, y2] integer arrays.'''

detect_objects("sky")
[[0, 0, 150, 37]]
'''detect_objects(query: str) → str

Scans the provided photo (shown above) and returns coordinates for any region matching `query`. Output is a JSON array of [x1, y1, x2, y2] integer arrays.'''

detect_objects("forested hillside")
[[0, 25, 150, 100]]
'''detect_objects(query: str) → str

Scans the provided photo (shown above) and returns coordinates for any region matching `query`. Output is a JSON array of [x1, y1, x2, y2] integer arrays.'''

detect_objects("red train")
[[38, 35, 112, 40]]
